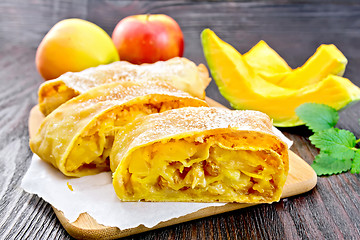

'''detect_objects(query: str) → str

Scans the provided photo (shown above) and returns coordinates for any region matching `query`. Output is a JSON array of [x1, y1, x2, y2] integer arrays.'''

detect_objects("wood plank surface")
[[1, 0, 360, 239], [28, 103, 317, 239]]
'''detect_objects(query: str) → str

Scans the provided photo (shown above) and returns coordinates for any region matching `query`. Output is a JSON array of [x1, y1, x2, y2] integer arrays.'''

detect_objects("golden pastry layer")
[[38, 57, 211, 115], [30, 81, 208, 177], [111, 107, 289, 203]]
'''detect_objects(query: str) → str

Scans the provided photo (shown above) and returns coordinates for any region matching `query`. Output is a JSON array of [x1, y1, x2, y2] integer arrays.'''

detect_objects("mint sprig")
[[311, 153, 352, 175], [351, 152, 360, 174], [295, 103, 339, 132], [309, 128, 356, 160], [296, 103, 360, 176]]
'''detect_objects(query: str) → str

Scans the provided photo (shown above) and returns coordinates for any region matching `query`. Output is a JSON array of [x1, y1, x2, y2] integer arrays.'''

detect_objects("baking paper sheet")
[[21, 129, 292, 230]]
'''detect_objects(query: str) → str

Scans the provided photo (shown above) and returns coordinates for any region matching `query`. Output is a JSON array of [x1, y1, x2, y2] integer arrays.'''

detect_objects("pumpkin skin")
[[201, 29, 360, 127]]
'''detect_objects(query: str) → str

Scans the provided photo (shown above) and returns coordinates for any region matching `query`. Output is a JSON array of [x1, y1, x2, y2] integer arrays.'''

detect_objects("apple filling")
[[39, 82, 78, 116], [64, 101, 185, 174], [114, 135, 287, 202]]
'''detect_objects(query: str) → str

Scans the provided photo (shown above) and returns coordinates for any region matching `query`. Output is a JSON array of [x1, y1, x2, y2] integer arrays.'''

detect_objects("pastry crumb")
[[67, 182, 73, 191]]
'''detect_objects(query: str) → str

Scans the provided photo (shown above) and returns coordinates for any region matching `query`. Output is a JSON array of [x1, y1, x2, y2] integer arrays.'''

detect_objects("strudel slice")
[[38, 57, 211, 115], [30, 81, 208, 177], [111, 107, 289, 203]]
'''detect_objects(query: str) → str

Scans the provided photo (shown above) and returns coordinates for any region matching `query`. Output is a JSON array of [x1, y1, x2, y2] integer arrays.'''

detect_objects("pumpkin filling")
[[115, 136, 286, 202], [64, 101, 184, 174]]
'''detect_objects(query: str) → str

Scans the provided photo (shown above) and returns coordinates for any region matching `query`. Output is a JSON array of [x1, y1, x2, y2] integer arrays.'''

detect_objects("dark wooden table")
[[1, 1, 360, 239]]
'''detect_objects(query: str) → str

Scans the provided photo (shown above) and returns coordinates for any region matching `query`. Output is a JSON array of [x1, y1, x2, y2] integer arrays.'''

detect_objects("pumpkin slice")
[[275, 44, 347, 89], [243, 40, 292, 84], [201, 29, 360, 127], [243, 40, 292, 75]]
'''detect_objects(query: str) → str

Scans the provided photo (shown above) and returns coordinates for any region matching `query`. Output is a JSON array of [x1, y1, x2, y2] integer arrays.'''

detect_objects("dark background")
[[0, 0, 359, 239]]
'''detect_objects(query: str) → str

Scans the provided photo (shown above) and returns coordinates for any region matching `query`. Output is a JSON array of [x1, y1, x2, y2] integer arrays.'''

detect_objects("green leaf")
[[296, 103, 339, 132], [311, 153, 352, 176], [309, 128, 356, 160], [351, 152, 360, 174]]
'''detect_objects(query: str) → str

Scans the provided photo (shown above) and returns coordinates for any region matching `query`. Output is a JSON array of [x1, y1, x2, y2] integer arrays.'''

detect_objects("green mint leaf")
[[351, 152, 360, 174], [309, 128, 356, 160], [312, 153, 352, 175], [296, 103, 339, 132]]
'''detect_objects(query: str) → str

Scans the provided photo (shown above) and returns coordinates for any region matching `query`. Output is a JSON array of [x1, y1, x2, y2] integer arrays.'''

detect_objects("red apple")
[[112, 14, 184, 64]]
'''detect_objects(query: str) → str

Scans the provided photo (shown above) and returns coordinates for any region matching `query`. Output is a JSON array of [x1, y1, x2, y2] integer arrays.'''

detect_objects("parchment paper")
[[21, 127, 292, 230]]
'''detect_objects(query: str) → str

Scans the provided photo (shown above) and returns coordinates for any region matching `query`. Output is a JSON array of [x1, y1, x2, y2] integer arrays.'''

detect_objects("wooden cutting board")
[[28, 99, 317, 240]]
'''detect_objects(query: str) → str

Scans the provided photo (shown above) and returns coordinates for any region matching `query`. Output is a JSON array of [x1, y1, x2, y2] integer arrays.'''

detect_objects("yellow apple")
[[36, 18, 119, 80]]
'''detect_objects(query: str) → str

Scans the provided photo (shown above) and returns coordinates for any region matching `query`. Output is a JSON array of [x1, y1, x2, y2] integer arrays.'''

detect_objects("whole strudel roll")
[[38, 57, 211, 116], [30, 81, 208, 177], [111, 107, 289, 203]]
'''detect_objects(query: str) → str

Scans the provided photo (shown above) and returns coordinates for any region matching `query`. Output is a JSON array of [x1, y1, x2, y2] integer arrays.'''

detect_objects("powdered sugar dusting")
[[131, 107, 273, 146], [75, 80, 203, 108]]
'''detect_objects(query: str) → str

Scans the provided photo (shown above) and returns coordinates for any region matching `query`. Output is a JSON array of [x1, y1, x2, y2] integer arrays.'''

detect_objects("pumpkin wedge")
[[243, 41, 347, 88], [243, 40, 292, 75], [276, 44, 348, 89], [243, 40, 292, 85], [201, 29, 360, 127]]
